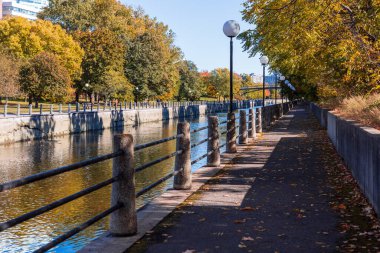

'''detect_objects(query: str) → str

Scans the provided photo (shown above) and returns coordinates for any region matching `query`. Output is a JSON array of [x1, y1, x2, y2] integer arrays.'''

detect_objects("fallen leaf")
[[234, 219, 246, 224], [242, 236, 254, 241]]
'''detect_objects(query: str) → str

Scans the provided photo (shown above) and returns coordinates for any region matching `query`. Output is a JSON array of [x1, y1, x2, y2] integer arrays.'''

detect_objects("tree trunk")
[[34, 98, 39, 108]]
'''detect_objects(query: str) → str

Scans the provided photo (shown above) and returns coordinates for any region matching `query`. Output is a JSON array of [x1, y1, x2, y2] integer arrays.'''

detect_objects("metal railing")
[[0, 100, 255, 117], [0, 101, 296, 252]]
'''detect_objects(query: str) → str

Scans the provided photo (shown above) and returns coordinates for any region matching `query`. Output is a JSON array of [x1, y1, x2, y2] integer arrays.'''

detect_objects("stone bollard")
[[174, 122, 191, 190], [59, 104, 62, 113], [207, 116, 220, 167], [40, 104, 43, 115], [226, 112, 237, 153], [17, 104, 20, 116], [50, 105, 53, 114], [239, 110, 248, 144], [257, 108, 263, 133], [110, 134, 137, 236], [29, 104, 32, 115], [248, 108, 257, 139]]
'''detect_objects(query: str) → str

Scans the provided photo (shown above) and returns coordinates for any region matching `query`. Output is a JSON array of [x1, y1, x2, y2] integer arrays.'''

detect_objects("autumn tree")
[[19, 52, 71, 107], [239, 0, 380, 101], [0, 17, 83, 82], [209, 68, 242, 101], [0, 51, 20, 101]]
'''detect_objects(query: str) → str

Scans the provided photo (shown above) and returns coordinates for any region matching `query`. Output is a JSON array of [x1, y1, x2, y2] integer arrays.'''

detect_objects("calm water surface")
[[0, 113, 234, 252]]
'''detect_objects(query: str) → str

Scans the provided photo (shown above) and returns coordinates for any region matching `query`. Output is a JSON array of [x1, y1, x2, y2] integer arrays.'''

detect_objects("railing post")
[[68, 104, 71, 113], [83, 103, 86, 113], [76, 102, 79, 112], [207, 116, 220, 167], [59, 104, 62, 113], [239, 110, 248, 144], [248, 108, 257, 139], [50, 104, 53, 114], [3, 103, 7, 117], [17, 104, 20, 116], [174, 122, 191, 190], [226, 112, 237, 153], [29, 104, 32, 115], [110, 134, 137, 236], [97, 103, 100, 112], [40, 104, 43, 115], [257, 108, 263, 133]]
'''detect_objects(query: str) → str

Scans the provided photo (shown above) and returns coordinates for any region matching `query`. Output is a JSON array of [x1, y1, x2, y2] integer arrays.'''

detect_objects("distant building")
[[2, 0, 48, 20], [250, 74, 278, 85]]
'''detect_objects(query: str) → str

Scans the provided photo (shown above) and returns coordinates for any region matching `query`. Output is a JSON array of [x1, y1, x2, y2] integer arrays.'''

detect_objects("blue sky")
[[122, 0, 263, 75]]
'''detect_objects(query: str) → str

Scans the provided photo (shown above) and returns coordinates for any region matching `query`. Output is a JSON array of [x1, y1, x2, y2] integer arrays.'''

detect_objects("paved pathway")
[[125, 105, 371, 253]]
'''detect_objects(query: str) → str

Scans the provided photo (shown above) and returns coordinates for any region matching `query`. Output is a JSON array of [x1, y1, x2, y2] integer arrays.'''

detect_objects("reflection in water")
[[0, 112, 234, 253]]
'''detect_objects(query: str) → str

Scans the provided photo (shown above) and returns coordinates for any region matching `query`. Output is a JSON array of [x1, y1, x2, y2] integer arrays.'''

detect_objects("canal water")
[[0, 112, 236, 252]]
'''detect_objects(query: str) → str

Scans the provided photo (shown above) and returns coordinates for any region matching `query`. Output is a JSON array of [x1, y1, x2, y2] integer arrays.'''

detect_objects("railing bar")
[[190, 137, 210, 149], [190, 126, 208, 134], [136, 172, 174, 198], [219, 120, 228, 125], [0, 151, 122, 192], [135, 151, 181, 173], [191, 149, 215, 165], [33, 203, 122, 253], [0, 177, 117, 232], [134, 134, 182, 151]]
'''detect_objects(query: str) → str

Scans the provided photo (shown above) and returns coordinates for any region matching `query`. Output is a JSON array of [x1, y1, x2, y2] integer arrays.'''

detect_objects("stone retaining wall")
[[310, 103, 380, 215], [0, 105, 207, 144]]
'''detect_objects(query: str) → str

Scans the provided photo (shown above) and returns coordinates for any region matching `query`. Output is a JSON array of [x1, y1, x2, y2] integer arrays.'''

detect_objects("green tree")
[[19, 52, 71, 107], [74, 29, 131, 101], [125, 23, 182, 101], [177, 60, 202, 101], [0, 17, 83, 82]]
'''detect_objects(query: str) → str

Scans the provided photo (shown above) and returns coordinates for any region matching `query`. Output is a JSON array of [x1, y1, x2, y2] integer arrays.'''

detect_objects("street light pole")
[[259, 56, 269, 107], [274, 73, 278, 105], [229, 37, 233, 113], [223, 20, 240, 113]]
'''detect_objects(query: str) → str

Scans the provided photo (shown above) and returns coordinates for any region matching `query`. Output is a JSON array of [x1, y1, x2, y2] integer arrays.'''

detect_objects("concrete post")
[[29, 104, 32, 115], [174, 122, 191, 190], [110, 134, 137, 236], [17, 104, 20, 116], [68, 104, 71, 113], [248, 108, 257, 139], [40, 104, 43, 115], [226, 112, 237, 153], [59, 104, 62, 113], [207, 116, 220, 167], [239, 110, 248, 144], [258, 108, 263, 133], [50, 105, 53, 114]]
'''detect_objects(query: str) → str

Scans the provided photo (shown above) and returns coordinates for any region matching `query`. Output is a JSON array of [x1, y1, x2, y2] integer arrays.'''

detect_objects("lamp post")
[[280, 75, 285, 104], [259, 55, 269, 107], [223, 20, 240, 113]]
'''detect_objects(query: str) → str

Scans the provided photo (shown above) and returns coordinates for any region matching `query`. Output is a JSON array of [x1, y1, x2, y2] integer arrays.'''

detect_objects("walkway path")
[[126, 105, 380, 253]]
